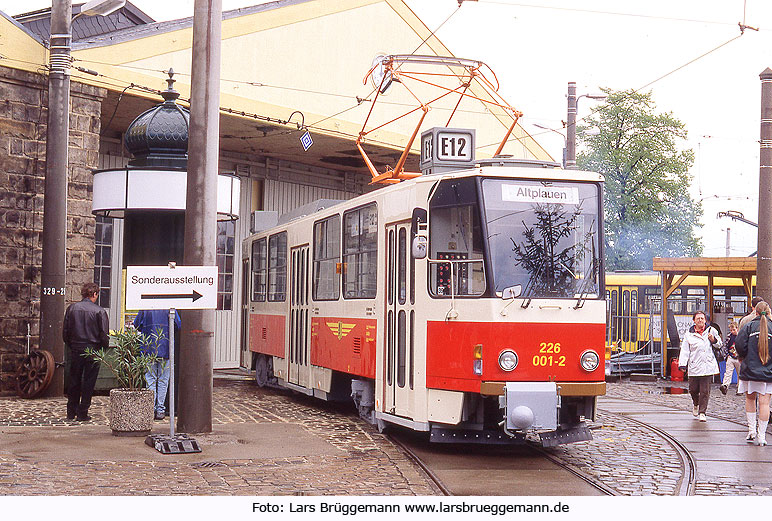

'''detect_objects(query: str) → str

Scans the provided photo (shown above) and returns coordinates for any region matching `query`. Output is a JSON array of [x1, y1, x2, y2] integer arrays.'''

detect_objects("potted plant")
[[86, 327, 164, 437]]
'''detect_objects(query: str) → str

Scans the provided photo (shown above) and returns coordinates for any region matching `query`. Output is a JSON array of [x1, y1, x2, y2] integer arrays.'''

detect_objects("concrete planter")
[[109, 388, 154, 437]]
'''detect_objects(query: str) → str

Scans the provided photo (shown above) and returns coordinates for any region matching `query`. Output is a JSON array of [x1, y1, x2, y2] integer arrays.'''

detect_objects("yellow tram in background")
[[605, 271, 755, 357]]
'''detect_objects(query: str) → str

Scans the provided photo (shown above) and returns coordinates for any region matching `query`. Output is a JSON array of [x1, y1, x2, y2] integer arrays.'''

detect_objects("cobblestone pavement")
[[0, 379, 440, 496], [604, 378, 772, 496], [522, 379, 772, 496], [0, 377, 768, 496], [543, 409, 685, 496]]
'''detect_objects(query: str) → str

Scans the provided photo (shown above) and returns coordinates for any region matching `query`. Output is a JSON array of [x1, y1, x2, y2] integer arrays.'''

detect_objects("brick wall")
[[0, 65, 105, 395]]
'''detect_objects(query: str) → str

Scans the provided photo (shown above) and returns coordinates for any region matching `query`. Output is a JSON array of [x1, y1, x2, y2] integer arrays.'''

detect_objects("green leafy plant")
[[85, 327, 165, 390]]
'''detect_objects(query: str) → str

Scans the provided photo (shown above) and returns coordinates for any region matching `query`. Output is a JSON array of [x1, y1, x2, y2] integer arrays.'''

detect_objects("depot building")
[[0, 0, 551, 394]]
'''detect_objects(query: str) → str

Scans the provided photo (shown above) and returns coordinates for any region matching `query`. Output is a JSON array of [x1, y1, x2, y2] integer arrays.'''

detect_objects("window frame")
[[312, 214, 341, 301], [250, 237, 267, 302], [342, 203, 378, 300], [268, 232, 287, 302]]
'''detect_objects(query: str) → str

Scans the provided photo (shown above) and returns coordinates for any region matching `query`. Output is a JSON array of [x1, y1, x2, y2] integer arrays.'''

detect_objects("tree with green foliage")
[[577, 89, 702, 271]]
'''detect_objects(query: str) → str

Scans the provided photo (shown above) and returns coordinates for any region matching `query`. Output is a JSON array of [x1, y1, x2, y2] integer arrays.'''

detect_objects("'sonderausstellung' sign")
[[125, 265, 218, 310]]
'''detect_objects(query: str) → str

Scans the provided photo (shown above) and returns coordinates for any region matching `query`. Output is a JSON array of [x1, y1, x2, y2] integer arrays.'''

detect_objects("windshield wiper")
[[520, 258, 546, 309], [574, 227, 598, 309]]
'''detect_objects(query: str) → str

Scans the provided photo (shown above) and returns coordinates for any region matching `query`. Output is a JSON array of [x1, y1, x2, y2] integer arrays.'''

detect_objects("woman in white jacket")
[[678, 310, 722, 422]]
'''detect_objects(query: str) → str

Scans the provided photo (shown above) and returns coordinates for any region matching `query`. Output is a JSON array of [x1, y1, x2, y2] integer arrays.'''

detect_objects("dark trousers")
[[67, 349, 100, 418], [689, 375, 712, 414]]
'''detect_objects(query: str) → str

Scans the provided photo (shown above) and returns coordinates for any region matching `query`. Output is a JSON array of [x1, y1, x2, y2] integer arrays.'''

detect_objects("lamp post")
[[565, 82, 606, 169], [758, 68, 772, 303], [40, 0, 125, 396]]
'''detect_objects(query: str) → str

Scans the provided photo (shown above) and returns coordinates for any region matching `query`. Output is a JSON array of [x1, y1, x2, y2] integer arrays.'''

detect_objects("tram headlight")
[[498, 350, 518, 372], [580, 350, 600, 372]]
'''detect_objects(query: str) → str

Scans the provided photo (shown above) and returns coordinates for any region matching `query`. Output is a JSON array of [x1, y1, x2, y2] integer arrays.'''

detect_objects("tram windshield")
[[481, 179, 601, 299]]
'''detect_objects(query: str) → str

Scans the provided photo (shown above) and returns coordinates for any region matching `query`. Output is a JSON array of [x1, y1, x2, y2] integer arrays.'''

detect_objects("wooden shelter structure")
[[653, 257, 757, 375]]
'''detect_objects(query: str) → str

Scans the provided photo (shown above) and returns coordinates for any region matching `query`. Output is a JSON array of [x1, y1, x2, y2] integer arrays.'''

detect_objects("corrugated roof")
[[72, 0, 313, 49], [14, 1, 155, 43]]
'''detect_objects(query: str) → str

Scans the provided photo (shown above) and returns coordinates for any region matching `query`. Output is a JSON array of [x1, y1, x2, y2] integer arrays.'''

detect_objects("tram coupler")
[[499, 381, 559, 432]]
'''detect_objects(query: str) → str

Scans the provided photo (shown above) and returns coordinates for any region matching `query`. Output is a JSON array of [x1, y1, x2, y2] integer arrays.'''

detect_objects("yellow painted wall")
[[0, 15, 47, 74], [68, 0, 549, 161]]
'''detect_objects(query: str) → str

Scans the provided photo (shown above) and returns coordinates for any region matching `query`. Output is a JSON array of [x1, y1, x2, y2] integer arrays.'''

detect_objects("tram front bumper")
[[496, 381, 595, 446]]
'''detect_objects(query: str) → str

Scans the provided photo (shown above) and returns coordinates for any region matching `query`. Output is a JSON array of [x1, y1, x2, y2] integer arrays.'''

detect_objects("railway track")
[[387, 430, 612, 496], [611, 410, 697, 496], [387, 404, 699, 496]]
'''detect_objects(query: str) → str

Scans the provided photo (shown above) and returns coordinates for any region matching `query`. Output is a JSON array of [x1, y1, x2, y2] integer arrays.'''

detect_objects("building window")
[[343, 203, 378, 299], [313, 215, 340, 301], [217, 220, 235, 310], [268, 232, 287, 301], [94, 216, 113, 308], [251, 237, 267, 302]]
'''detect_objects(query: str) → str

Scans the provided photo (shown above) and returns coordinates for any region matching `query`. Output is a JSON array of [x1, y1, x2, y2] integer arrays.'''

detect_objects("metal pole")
[[178, 0, 221, 434], [661, 278, 668, 377], [566, 81, 577, 169], [758, 68, 772, 303], [40, 0, 72, 396], [168, 308, 175, 437], [726, 227, 731, 257]]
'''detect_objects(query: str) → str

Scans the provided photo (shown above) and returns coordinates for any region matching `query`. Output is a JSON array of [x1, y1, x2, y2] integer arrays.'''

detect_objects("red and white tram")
[[245, 55, 605, 446], [244, 155, 606, 446]]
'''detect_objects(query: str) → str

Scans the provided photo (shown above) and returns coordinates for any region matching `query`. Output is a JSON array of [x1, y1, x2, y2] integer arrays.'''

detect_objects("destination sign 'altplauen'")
[[125, 265, 218, 310]]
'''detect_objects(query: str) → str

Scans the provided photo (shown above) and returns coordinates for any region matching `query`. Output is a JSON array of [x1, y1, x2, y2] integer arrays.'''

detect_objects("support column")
[[40, 0, 72, 396], [178, 0, 222, 434], [757, 68, 772, 303]]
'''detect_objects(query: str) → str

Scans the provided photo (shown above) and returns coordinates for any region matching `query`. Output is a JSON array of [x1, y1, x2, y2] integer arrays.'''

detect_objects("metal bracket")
[[539, 424, 593, 447], [145, 433, 201, 454]]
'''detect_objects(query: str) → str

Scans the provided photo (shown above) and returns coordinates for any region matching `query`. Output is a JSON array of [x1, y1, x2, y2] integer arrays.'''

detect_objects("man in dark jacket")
[[62, 282, 109, 421]]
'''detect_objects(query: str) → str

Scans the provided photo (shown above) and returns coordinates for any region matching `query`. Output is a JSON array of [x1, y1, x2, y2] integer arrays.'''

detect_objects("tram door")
[[240, 257, 251, 368], [617, 286, 639, 352], [383, 223, 413, 417], [288, 245, 311, 387]]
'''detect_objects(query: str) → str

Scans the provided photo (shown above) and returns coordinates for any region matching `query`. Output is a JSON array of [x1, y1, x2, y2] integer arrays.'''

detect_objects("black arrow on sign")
[[141, 290, 203, 302]]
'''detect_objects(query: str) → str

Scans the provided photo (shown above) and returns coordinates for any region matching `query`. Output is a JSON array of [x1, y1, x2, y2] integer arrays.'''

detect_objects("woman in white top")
[[678, 310, 722, 422]]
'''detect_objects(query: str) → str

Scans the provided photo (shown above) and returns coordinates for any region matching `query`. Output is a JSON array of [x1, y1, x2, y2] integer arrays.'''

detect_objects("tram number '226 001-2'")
[[533, 342, 566, 367]]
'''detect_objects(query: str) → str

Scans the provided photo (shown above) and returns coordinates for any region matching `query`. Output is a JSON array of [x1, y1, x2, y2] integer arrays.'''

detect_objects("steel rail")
[[597, 404, 698, 496], [386, 433, 452, 496], [529, 442, 619, 496]]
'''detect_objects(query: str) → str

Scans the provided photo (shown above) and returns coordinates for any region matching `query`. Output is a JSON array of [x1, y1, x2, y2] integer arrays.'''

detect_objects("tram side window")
[[268, 232, 287, 301], [642, 288, 659, 314], [343, 203, 378, 299], [313, 215, 341, 301], [668, 289, 683, 314], [251, 238, 267, 302], [686, 288, 705, 314]]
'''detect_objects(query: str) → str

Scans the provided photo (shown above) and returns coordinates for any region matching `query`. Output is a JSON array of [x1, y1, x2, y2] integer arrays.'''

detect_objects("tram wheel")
[[15, 350, 56, 398], [254, 354, 273, 388]]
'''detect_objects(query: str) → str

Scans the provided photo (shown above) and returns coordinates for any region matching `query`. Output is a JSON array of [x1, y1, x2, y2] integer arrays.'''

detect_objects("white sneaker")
[[747, 432, 757, 442], [758, 437, 767, 447], [692, 405, 699, 417], [699, 413, 707, 422]]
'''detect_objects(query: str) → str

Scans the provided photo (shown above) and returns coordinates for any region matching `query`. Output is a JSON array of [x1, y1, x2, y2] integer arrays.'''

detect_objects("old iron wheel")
[[15, 350, 55, 398]]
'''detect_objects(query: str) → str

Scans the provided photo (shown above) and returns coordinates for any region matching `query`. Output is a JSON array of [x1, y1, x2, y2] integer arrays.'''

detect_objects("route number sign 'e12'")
[[125, 265, 218, 310]]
